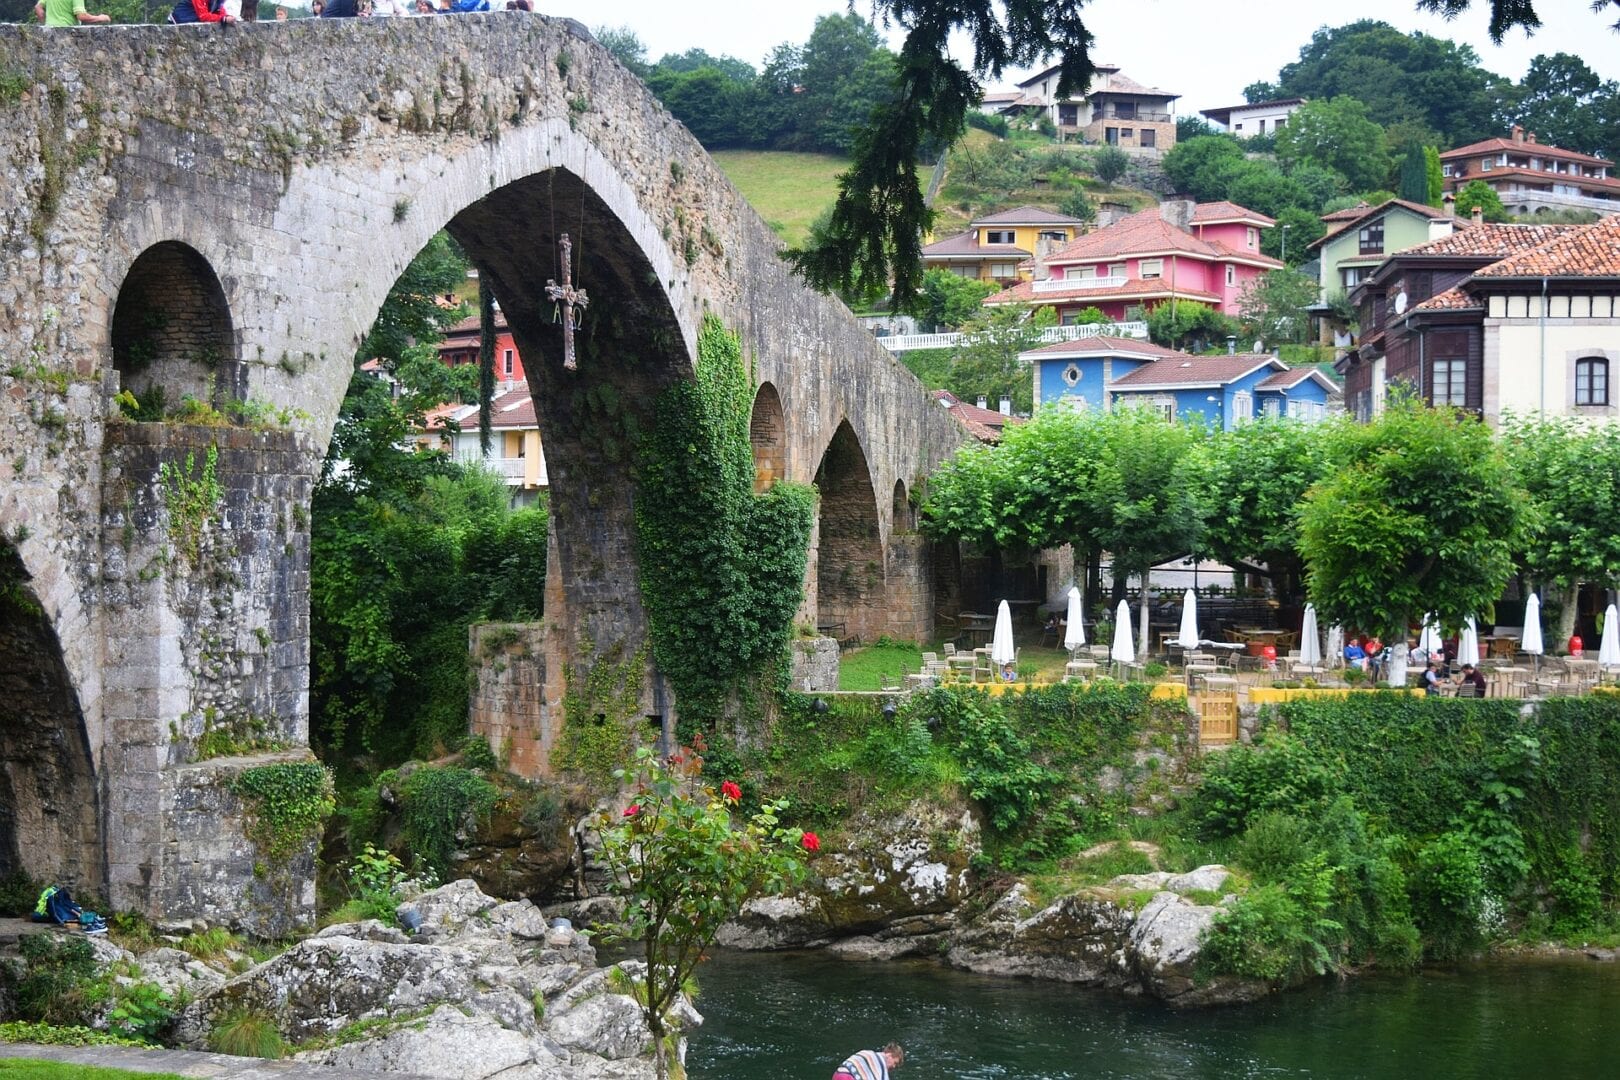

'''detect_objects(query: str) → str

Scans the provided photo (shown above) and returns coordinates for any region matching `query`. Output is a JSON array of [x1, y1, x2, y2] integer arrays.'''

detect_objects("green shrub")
[[459, 734, 498, 772], [105, 981, 174, 1044], [8, 934, 101, 1026], [1200, 856, 1341, 982], [1411, 831, 1486, 961], [0, 1021, 144, 1048], [1238, 811, 1312, 883], [0, 870, 42, 918], [208, 1010, 288, 1059], [1546, 847, 1603, 935], [1191, 734, 1339, 838], [178, 927, 240, 961], [395, 765, 500, 877]]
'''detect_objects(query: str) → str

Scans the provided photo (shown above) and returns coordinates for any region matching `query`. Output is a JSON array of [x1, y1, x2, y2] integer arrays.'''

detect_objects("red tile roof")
[[1397, 222, 1579, 260], [1321, 202, 1372, 222], [1091, 70, 1178, 100], [1470, 214, 1620, 279], [983, 276, 1222, 306], [1305, 198, 1453, 250], [1442, 136, 1611, 167], [1021, 336, 1183, 359], [1254, 366, 1337, 392], [1191, 201, 1277, 227], [933, 390, 1018, 442], [442, 309, 511, 339], [1412, 286, 1483, 312], [921, 231, 1031, 258], [1040, 206, 1280, 267], [1110, 354, 1284, 389], [970, 205, 1091, 227]]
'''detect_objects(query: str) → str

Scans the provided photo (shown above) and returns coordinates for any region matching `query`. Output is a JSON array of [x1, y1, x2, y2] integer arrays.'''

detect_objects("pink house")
[[983, 201, 1281, 323]]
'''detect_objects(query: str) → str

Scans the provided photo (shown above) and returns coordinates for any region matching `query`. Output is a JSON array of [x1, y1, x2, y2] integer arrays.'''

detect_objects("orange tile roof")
[[442, 309, 511, 339], [970, 205, 1091, 227], [1471, 215, 1620, 279], [1191, 201, 1277, 227], [921, 231, 1032, 258], [1040, 206, 1280, 268], [933, 390, 1018, 442], [1442, 136, 1611, 167], [1110, 353, 1284, 389], [1254, 366, 1337, 391], [1321, 202, 1372, 222], [1397, 222, 1579, 259], [983, 276, 1222, 306], [1412, 286, 1483, 312], [1021, 336, 1184, 359]]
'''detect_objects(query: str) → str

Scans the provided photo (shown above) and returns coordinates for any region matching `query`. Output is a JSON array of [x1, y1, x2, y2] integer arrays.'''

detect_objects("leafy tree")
[[593, 748, 810, 1080], [1177, 115, 1217, 142], [1194, 418, 1332, 608], [1286, 163, 1348, 212], [794, 13, 897, 155], [1238, 268, 1320, 345], [1398, 142, 1430, 204], [1501, 416, 1620, 644], [1454, 179, 1511, 223], [944, 303, 1055, 414], [645, 66, 756, 148], [1425, 146, 1445, 206], [1510, 52, 1620, 164], [1058, 188, 1096, 223], [593, 25, 650, 78], [1223, 160, 1312, 219], [652, 48, 756, 83], [1162, 134, 1245, 201], [1146, 301, 1238, 352], [919, 268, 995, 331], [1275, 97, 1390, 194], [1093, 145, 1129, 185], [358, 232, 467, 369], [1298, 397, 1530, 684], [1262, 206, 1327, 266]]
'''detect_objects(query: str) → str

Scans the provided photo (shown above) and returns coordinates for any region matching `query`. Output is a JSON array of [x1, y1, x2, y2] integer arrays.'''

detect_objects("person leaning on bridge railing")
[[34, 0, 111, 25], [168, 0, 238, 24]]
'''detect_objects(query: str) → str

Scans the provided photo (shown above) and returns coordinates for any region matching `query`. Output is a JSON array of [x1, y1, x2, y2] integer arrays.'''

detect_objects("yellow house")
[[922, 206, 1089, 285]]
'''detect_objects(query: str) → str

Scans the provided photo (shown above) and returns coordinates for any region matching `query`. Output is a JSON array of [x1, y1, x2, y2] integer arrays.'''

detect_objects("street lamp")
[[1281, 223, 1292, 263]]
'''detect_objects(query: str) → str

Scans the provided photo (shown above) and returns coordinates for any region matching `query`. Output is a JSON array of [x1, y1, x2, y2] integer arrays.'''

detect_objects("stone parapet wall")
[[469, 622, 551, 777], [788, 638, 840, 694]]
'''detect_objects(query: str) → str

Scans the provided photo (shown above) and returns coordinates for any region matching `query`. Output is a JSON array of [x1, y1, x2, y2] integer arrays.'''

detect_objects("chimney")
[[1226, 335, 1237, 355], [1443, 193, 1456, 218], [1511, 124, 1524, 143], [999, 396, 1012, 416], [1526, 131, 1537, 145], [1158, 198, 1195, 231], [977, 395, 988, 410], [1471, 205, 1484, 226]]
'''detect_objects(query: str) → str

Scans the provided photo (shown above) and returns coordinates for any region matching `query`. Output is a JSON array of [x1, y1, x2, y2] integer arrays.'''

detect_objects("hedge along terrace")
[[708, 682, 1197, 871], [1191, 694, 1620, 986]]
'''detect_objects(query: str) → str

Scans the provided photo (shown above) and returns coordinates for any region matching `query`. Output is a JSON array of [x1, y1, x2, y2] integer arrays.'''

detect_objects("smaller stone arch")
[[749, 383, 786, 492], [111, 241, 239, 409], [814, 420, 886, 644], [892, 478, 914, 532]]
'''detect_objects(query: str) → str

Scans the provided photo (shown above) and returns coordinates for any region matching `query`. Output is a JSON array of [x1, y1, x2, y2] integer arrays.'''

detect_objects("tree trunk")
[[1386, 641, 1410, 688], [1138, 585, 1151, 657], [1553, 582, 1580, 652]]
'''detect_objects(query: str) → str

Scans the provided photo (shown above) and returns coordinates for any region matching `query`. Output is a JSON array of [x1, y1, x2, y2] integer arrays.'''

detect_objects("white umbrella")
[[1300, 605, 1322, 666], [1600, 603, 1620, 668], [1326, 624, 1345, 668], [1111, 599, 1135, 664], [1523, 594, 1544, 657], [1419, 613, 1443, 657], [1063, 586, 1086, 651], [1459, 616, 1481, 668], [1176, 588, 1200, 650], [990, 600, 1016, 666]]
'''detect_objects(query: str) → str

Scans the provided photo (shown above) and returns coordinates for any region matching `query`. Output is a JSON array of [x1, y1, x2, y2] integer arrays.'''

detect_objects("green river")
[[686, 950, 1619, 1079]]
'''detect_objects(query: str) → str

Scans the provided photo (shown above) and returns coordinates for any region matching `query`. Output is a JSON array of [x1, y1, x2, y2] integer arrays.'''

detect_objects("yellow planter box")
[[972, 681, 1188, 700], [1247, 687, 1425, 705]]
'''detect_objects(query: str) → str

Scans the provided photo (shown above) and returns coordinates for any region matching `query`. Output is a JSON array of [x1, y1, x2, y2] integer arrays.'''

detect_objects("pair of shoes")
[[83, 918, 108, 936]]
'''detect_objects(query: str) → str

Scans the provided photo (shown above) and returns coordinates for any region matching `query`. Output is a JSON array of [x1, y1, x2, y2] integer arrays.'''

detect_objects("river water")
[[685, 949, 1620, 1079]]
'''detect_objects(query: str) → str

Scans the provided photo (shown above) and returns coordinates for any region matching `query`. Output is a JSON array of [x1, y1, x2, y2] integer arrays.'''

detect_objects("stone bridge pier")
[[0, 17, 963, 926]]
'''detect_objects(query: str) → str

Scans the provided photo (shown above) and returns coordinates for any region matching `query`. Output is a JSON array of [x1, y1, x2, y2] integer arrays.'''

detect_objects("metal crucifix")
[[544, 233, 589, 371]]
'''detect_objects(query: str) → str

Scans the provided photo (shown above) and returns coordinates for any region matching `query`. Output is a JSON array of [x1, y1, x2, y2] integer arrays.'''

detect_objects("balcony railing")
[[1032, 275, 1127, 293], [1092, 110, 1173, 123], [456, 452, 530, 482], [877, 321, 1148, 353]]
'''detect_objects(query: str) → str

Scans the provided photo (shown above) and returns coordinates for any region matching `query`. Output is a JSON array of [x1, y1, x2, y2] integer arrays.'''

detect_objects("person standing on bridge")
[[168, 0, 237, 23], [34, 0, 111, 26]]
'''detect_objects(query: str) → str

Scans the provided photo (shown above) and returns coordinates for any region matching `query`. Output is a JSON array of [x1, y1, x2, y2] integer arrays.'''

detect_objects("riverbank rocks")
[[168, 879, 685, 1078], [715, 799, 979, 952], [946, 868, 1266, 1007]]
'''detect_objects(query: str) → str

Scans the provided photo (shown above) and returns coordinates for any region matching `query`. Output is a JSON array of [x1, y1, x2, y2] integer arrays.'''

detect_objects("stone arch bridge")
[[0, 17, 962, 930]]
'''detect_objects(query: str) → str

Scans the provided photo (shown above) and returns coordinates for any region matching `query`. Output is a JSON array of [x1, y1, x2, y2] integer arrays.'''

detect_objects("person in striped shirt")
[[833, 1043, 904, 1080]]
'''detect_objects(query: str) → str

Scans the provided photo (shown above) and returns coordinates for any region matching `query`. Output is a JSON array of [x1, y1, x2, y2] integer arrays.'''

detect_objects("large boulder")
[[296, 1005, 553, 1079], [717, 799, 980, 949]]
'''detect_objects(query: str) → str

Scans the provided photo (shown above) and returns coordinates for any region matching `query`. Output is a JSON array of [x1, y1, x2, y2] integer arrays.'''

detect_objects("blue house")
[[1025, 338, 1338, 429]]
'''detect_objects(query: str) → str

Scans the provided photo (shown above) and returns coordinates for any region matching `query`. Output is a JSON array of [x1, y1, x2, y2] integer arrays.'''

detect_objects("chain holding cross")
[[544, 233, 589, 371]]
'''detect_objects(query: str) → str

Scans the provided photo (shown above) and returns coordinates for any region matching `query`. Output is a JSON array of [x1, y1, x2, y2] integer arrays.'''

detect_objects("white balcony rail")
[[1031, 274, 1128, 293], [455, 451, 529, 481], [877, 320, 1147, 353]]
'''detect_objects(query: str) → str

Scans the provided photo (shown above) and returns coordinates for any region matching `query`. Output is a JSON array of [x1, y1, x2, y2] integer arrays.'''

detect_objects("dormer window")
[[1246, 227, 1258, 249]]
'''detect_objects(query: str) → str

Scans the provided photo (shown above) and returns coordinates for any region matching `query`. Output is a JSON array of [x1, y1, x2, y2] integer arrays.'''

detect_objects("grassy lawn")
[[837, 640, 1081, 690], [0, 1062, 186, 1080], [711, 151, 848, 247]]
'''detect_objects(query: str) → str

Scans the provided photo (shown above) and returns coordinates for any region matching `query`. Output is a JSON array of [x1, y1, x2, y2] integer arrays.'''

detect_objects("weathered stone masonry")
[[0, 17, 962, 923]]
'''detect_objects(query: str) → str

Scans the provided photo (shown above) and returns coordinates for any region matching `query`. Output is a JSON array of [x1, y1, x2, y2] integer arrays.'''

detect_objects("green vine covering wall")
[[554, 642, 649, 785], [635, 316, 815, 730], [231, 762, 336, 864], [158, 445, 223, 565]]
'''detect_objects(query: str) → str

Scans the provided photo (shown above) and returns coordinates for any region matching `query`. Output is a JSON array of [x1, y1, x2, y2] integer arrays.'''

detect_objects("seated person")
[[1422, 656, 1446, 695], [1000, 661, 1016, 683], [1343, 639, 1367, 670], [1457, 663, 1488, 696]]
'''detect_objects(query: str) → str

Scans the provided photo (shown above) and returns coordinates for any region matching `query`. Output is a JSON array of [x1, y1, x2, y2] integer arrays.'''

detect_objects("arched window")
[[1576, 356, 1609, 407]]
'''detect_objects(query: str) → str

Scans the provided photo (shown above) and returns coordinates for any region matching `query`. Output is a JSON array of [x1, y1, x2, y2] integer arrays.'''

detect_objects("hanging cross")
[[544, 232, 589, 371]]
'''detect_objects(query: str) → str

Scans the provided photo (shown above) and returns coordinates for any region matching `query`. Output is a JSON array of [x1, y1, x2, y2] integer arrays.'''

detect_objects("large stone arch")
[[0, 540, 101, 894], [814, 421, 887, 644]]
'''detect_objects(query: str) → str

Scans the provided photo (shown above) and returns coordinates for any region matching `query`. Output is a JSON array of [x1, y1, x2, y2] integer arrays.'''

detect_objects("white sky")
[[550, 0, 1620, 117]]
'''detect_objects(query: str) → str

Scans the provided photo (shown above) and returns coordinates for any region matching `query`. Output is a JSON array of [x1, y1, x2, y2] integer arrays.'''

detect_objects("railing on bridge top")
[[877, 321, 1148, 353]]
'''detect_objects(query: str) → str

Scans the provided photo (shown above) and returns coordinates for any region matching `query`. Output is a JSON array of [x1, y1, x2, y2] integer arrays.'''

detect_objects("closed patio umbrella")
[[1459, 616, 1480, 668], [1111, 599, 1135, 664], [1419, 613, 1443, 657], [990, 600, 1016, 667], [1177, 588, 1200, 650], [1064, 586, 1086, 652], [1326, 624, 1344, 668], [1523, 594, 1544, 674], [1600, 603, 1620, 668], [1300, 605, 1322, 666]]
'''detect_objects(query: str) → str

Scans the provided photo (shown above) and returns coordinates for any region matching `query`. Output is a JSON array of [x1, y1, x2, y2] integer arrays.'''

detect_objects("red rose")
[[801, 831, 821, 852], [721, 780, 742, 802], [623, 804, 640, 817]]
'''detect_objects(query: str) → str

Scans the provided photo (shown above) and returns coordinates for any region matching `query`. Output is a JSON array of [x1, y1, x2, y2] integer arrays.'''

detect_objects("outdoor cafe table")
[[1482, 635, 1519, 660], [1490, 666, 1528, 698], [1239, 628, 1284, 655]]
